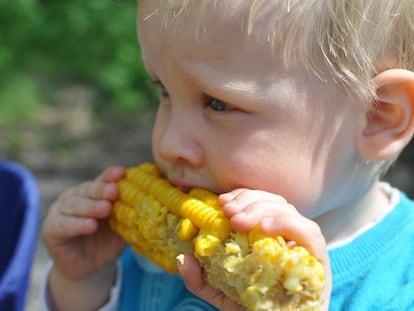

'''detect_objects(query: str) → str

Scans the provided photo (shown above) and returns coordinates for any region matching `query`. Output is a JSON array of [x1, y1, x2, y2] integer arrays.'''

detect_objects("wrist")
[[48, 262, 117, 311]]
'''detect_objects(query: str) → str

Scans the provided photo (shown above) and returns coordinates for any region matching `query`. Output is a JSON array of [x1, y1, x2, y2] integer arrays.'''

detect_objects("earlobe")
[[356, 69, 414, 160]]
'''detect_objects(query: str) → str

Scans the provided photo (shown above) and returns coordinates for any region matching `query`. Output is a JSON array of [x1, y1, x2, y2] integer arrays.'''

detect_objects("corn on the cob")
[[109, 163, 325, 311]]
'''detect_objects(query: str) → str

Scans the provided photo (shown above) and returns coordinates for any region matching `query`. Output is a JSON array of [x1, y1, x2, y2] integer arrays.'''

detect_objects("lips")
[[169, 179, 195, 193]]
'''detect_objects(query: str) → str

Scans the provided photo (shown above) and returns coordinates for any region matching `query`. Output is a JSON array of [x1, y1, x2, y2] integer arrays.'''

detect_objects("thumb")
[[177, 253, 245, 310]]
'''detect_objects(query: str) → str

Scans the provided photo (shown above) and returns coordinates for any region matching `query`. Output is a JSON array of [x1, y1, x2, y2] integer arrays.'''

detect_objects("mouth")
[[169, 179, 195, 194]]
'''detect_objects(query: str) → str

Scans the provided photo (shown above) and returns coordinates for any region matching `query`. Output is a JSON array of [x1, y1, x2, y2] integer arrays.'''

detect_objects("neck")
[[316, 181, 392, 248]]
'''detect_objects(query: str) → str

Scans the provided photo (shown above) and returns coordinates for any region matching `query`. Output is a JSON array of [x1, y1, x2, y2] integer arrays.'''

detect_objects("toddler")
[[41, 0, 414, 310]]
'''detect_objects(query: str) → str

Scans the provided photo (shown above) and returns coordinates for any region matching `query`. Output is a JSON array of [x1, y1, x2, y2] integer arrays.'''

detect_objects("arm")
[[178, 189, 332, 311], [41, 166, 127, 311], [41, 260, 122, 311], [47, 262, 117, 311]]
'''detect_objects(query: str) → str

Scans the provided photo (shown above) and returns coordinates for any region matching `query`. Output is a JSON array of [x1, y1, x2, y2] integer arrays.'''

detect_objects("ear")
[[356, 69, 414, 160]]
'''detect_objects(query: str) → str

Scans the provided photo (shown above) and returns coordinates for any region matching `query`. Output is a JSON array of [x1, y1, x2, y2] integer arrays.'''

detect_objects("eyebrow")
[[180, 60, 260, 101]]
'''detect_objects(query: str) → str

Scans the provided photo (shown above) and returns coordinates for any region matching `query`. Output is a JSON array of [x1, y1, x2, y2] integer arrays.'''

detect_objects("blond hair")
[[146, 0, 414, 105]]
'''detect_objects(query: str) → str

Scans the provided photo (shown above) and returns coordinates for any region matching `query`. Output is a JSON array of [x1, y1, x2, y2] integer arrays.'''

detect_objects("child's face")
[[138, 1, 367, 218]]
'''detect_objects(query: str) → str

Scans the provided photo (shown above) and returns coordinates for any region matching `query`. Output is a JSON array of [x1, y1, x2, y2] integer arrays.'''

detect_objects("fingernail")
[[219, 193, 231, 200], [223, 200, 238, 210], [231, 211, 247, 222]]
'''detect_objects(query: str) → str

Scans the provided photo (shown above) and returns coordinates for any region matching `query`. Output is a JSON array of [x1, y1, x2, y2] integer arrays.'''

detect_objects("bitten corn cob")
[[109, 163, 325, 311]]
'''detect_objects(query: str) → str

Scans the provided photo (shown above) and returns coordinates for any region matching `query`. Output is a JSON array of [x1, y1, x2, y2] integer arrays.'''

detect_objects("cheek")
[[214, 151, 324, 217], [208, 132, 315, 192], [206, 129, 341, 216]]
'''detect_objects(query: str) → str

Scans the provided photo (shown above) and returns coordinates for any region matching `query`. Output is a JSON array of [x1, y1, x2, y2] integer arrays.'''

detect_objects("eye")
[[152, 80, 170, 98], [160, 84, 170, 98], [205, 96, 232, 112]]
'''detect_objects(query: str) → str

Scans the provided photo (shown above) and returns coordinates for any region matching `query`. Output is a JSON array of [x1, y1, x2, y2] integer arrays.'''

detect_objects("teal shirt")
[[329, 190, 414, 310], [119, 188, 414, 310], [119, 248, 217, 311]]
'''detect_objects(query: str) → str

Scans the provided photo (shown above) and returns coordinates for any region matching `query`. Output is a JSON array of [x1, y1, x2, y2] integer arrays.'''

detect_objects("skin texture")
[[41, 1, 414, 310]]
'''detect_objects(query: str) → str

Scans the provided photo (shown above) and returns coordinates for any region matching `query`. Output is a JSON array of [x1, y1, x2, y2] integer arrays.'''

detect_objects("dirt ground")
[[3, 87, 414, 310]]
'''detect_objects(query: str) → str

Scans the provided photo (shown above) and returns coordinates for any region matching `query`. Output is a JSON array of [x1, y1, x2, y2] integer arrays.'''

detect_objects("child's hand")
[[222, 188, 331, 309], [221, 189, 328, 256], [179, 188, 331, 310], [42, 166, 127, 282], [177, 253, 246, 311]]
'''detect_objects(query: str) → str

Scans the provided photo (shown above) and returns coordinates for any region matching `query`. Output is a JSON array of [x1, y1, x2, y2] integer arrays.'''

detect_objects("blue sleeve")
[[119, 247, 217, 311]]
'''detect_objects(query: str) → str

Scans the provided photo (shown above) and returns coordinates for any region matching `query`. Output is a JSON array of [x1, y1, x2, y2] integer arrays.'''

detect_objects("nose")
[[154, 114, 204, 167]]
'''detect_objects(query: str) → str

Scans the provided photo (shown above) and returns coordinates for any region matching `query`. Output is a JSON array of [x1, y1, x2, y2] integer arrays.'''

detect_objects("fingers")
[[260, 214, 324, 255], [48, 215, 99, 240], [60, 198, 112, 219], [177, 254, 245, 311], [219, 189, 328, 261], [221, 189, 288, 218], [219, 188, 332, 305], [43, 166, 126, 242], [96, 166, 126, 183], [55, 181, 117, 221], [58, 166, 126, 213], [62, 166, 126, 202], [62, 181, 118, 203], [220, 189, 294, 233], [44, 197, 111, 240]]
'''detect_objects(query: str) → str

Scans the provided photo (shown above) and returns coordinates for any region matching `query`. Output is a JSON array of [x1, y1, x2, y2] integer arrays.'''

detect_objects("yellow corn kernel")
[[194, 229, 222, 257], [177, 218, 198, 241], [189, 188, 222, 210], [126, 165, 231, 241], [110, 163, 325, 310]]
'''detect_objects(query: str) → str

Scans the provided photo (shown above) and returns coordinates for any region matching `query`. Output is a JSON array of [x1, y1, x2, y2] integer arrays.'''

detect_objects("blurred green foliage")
[[0, 0, 157, 120]]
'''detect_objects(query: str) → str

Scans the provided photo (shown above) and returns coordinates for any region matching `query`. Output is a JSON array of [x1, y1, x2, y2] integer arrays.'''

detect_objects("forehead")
[[137, 1, 305, 76]]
